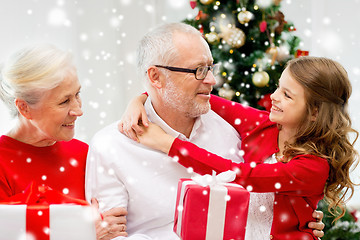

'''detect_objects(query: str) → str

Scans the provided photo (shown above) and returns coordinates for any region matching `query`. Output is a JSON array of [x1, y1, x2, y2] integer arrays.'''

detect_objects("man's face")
[[161, 32, 216, 118]]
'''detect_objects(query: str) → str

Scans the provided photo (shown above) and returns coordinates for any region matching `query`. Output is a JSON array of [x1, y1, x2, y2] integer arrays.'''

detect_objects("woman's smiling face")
[[28, 72, 83, 143]]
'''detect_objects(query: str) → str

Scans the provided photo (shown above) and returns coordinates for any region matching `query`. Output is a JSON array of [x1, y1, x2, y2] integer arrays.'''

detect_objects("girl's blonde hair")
[[283, 56, 359, 221], [0, 44, 75, 117]]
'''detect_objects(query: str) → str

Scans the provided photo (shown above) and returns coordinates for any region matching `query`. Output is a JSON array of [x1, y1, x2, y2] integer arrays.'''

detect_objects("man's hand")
[[91, 198, 128, 240], [308, 210, 325, 239]]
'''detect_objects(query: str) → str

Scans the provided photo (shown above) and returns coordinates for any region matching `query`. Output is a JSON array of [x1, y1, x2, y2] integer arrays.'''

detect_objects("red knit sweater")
[[169, 94, 329, 240], [0, 135, 88, 200]]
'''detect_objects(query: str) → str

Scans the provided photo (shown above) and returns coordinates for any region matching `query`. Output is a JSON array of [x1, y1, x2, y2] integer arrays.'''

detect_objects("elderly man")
[[85, 22, 324, 239]]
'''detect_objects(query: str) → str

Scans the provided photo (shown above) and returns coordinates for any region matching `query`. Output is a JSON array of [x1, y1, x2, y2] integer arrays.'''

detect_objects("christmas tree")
[[318, 199, 360, 240], [183, 0, 307, 110]]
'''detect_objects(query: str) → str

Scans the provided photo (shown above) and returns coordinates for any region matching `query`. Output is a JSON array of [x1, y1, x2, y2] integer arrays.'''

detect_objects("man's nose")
[[202, 71, 216, 86]]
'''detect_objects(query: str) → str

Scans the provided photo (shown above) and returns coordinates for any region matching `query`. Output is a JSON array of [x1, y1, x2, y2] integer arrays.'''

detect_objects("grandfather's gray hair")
[[136, 22, 202, 83]]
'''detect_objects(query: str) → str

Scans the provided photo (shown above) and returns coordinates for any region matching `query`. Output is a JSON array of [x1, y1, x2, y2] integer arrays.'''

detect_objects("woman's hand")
[[91, 198, 128, 240], [137, 123, 175, 154], [118, 94, 149, 142]]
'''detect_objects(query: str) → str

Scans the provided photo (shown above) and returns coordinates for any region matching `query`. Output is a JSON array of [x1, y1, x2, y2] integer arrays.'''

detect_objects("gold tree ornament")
[[214, 74, 225, 88], [252, 71, 270, 87], [276, 45, 290, 62], [200, 0, 214, 5], [221, 27, 246, 48], [273, 0, 282, 6], [218, 84, 236, 100], [266, 45, 279, 65], [237, 10, 253, 24], [205, 32, 220, 44]]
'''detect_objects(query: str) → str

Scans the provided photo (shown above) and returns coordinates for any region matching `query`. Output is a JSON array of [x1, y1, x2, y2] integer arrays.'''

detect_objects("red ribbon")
[[26, 205, 50, 240], [0, 182, 89, 240]]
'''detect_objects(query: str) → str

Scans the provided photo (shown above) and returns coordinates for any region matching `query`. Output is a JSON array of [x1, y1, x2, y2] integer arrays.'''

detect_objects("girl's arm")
[[169, 138, 329, 196], [209, 95, 270, 137], [119, 94, 270, 141], [136, 123, 329, 196], [118, 93, 149, 142]]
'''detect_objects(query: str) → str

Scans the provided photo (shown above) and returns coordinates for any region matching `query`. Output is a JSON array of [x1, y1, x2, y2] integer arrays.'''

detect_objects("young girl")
[[120, 56, 358, 239]]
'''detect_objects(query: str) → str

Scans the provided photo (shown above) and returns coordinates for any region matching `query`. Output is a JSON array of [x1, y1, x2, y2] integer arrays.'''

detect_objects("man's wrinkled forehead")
[[173, 32, 213, 64]]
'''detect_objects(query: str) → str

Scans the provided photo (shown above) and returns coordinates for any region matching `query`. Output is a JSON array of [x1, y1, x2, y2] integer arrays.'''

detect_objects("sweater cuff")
[[168, 137, 182, 158]]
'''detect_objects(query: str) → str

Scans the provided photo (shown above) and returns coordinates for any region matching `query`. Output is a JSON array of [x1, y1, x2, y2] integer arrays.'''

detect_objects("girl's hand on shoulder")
[[137, 123, 175, 154], [118, 94, 149, 142]]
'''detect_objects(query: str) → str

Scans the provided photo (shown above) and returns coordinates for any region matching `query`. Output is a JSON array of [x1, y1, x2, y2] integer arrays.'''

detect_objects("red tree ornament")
[[195, 10, 208, 21], [259, 20, 267, 32], [350, 210, 359, 222], [199, 25, 204, 34], [190, 0, 197, 9], [295, 49, 309, 58]]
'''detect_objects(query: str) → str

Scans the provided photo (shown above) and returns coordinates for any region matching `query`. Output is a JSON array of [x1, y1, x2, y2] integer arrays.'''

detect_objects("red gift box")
[[174, 171, 250, 240], [0, 182, 96, 240]]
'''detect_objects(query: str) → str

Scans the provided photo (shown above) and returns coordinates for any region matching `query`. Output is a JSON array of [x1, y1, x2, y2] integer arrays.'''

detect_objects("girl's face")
[[269, 67, 308, 130]]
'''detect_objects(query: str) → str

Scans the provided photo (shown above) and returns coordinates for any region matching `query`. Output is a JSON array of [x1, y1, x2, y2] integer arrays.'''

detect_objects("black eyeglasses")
[[155, 64, 220, 80]]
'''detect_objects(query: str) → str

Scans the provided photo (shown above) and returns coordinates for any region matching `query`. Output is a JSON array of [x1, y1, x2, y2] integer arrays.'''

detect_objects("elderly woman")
[[0, 44, 127, 240]]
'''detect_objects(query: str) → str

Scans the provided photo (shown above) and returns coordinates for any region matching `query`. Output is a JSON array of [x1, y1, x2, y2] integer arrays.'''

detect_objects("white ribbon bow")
[[191, 170, 236, 187]]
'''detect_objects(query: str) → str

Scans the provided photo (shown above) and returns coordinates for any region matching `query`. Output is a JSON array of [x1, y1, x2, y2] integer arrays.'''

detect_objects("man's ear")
[[147, 66, 163, 89], [15, 99, 32, 119]]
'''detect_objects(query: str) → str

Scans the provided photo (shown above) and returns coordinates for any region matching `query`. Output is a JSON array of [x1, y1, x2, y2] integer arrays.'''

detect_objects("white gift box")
[[0, 204, 96, 240]]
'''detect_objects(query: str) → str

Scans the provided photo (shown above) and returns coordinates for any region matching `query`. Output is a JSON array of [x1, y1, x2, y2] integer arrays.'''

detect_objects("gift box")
[[174, 171, 250, 240], [0, 182, 96, 240]]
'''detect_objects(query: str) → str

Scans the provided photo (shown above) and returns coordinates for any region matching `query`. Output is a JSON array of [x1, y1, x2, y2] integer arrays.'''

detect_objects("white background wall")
[[0, 0, 359, 208]]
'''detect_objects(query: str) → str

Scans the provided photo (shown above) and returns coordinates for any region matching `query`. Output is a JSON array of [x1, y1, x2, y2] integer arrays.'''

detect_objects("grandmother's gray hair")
[[136, 22, 202, 85], [0, 44, 76, 117]]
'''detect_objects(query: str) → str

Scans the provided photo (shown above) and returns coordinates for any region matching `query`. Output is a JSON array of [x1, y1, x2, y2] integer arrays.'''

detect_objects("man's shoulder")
[[90, 121, 129, 145], [200, 110, 240, 137], [93, 121, 118, 136], [201, 109, 230, 124]]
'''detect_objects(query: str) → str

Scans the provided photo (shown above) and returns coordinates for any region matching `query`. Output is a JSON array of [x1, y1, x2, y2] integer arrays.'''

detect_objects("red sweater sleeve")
[[209, 94, 269, 137], [169, 138, 329, 196]]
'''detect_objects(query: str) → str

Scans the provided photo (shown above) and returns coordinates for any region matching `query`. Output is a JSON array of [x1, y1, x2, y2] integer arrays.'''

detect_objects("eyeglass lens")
[[196, 65, 220, 80], [196, 66, 208, 79]]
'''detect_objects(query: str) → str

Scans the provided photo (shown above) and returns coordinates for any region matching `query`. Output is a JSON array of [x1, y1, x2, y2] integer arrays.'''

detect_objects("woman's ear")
[[15, 99, 32, 119], [147, 66, 163, 89]]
